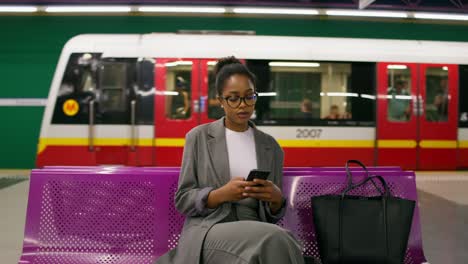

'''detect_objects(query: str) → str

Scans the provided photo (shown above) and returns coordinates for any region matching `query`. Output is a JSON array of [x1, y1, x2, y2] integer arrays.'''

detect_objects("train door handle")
[[88, 100, 95, 152], [193, 99, 200, 113], [413, 95, 424, 116], [130, 100, 137, 152], [419, 96, 424, 116], [412, 97, 418, 116], [200, 96, 207, 113]]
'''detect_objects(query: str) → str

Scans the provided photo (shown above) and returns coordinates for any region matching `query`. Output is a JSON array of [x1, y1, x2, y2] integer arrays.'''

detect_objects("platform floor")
[[0, 170, 467, 264]]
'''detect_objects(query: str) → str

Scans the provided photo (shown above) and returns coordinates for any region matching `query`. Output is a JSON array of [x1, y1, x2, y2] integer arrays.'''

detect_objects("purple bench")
[[19, 169, 179, 264], [284, 166, 401, 171], [19, 167, 427, 264], [282, 172, 427, 264], [44, 166, 400, 172]]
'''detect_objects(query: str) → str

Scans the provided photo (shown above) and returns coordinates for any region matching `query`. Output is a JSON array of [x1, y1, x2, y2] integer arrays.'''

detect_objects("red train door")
[[418, 64, 458, 170], [377, 62, 458, 170], [154, 59, 201, 166], [200, 59, 225, 124], [377, 63, 419, 170]]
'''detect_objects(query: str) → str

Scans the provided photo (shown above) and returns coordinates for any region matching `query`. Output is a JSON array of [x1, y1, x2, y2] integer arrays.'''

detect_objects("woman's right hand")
[[206, 177, 255, 208], [219, 177, 256, 202]]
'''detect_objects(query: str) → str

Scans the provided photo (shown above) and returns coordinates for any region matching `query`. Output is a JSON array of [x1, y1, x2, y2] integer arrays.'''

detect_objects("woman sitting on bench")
[[155, 56, 304, 264]]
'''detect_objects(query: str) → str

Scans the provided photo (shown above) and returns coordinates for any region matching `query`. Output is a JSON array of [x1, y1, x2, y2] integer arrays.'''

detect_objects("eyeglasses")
[[219, 93, 258, 108]]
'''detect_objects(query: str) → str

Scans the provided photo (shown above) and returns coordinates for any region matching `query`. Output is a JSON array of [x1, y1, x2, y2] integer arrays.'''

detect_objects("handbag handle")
[[345, 160, 369, 186], [345, 160, 385, 195], [341, 175, 391, 199]]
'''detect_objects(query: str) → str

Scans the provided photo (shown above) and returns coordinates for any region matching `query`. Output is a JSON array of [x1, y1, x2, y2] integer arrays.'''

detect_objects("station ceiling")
[[0, 1, 467, 12]]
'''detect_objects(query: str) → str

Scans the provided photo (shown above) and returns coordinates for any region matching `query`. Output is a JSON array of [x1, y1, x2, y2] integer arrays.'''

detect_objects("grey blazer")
[[155, 117, 286, 264]]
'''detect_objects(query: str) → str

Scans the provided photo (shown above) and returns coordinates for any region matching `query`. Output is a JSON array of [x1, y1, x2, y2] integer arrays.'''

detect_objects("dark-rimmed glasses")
[[219, 92, 258, 108]]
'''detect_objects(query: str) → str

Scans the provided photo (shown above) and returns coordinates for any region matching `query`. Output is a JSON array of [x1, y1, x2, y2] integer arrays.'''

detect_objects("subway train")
[[36, 33, 468, 170]]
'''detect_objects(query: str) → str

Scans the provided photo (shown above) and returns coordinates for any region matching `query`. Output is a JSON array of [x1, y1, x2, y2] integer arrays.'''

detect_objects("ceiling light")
[[45, 6, 131, 13], [233, 7, 318, 15], [269, 62, 320, 67], [360, 94, 376, 100], [165, 61, 193, 67], [414, 12, 468, 21], [0, 6, 38, 12], [387, 65, 408, 70], [156, 91, 179, 96], [326, 92, 359, 97], [139, 6, 226, 13], [258, 92, 277, 96], [326, 9, 407, 18], [394, 95, 412, 100]]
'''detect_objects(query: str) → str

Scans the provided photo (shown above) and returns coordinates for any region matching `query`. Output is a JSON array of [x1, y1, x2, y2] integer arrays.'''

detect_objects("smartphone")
[[246, 169, 270, 182]]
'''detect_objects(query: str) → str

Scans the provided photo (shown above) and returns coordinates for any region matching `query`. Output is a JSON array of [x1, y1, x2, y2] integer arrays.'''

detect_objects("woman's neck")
[[224, 118, 249, 132]]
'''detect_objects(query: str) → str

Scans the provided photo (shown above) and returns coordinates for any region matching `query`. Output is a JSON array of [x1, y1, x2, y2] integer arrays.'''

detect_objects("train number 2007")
[[296, 129, 323, 139]]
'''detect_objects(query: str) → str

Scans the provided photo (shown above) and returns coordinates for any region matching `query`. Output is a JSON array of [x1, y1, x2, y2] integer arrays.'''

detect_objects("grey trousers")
[[202, 221, 304, 264]]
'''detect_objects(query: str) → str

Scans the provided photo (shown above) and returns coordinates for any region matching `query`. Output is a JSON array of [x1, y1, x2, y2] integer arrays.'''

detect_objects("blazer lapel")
[[207, 118, 231, 187], [252, 122, 273, 172]]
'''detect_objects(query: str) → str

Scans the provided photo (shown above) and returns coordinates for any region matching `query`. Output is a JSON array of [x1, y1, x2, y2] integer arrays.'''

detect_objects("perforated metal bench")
[[281, 171, 428, 264], [18, 167, 427, 264]]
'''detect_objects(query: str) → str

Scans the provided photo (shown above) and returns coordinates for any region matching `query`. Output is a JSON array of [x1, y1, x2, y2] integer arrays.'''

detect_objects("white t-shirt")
[[225, 127, 258, 179]]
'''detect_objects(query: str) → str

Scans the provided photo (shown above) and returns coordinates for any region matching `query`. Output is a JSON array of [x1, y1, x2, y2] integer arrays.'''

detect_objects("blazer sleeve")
[[263, 137, 287, 224], [174, 129, 216, 217]]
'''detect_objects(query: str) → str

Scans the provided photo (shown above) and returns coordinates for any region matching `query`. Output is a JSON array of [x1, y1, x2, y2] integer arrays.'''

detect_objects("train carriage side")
[[36, 34, 468, 170]]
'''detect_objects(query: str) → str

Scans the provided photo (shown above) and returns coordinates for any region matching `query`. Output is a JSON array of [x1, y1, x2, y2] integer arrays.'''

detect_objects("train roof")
[[64, 33, 468, 64]]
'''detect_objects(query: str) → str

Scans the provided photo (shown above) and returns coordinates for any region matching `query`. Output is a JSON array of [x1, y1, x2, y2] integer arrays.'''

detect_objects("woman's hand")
[[206, 177, 256, 208], [243, 179, 283, 214]]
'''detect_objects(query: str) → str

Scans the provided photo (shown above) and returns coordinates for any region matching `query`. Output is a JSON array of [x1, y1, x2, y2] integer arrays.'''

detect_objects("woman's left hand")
[[242, 179, 283, 214]]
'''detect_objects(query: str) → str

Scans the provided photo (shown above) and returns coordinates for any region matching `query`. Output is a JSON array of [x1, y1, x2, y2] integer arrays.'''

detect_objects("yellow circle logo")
[[63, 99, 79, 116]]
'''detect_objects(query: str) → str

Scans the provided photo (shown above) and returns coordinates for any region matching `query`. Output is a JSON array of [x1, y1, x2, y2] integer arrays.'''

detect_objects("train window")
[[52, 54, 139, 125], [460, 65, 468, 128], [386, 66, 412, 122], [425, 67, 449, 122], [247, 60, 375, 126], [207, 61, 225, 120], [136, 58, 155, 125], [96, 58, 137, 124], [52, 53, 101, 124], [164, 61, 192, 120], [99, 62, 127, 112]]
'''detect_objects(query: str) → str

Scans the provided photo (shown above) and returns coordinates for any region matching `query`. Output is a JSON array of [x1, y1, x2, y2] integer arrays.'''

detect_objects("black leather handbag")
[[311, 160, 415, 264]]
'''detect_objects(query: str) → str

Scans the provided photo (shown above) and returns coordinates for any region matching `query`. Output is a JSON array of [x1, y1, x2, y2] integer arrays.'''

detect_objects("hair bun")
[[213, 56, 242, 76]]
